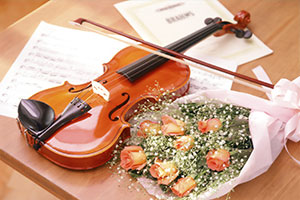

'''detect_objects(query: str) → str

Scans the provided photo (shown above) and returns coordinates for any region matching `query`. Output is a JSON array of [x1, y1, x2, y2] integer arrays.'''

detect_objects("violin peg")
[[213, 17, 222, 23], [204, 17, 222, 25], [232, 29, 245, 38], [243, 30, 252, 39], [204, 18, 214, 25], [231, 28, 252, 39]]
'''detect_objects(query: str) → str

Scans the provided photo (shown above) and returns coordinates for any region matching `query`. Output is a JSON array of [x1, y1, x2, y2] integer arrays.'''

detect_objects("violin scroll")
[[205, 10, 252, 39]]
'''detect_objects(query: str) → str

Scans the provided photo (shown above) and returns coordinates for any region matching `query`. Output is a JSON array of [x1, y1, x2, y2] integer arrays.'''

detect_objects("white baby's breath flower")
[[121, 98, 252, 199]]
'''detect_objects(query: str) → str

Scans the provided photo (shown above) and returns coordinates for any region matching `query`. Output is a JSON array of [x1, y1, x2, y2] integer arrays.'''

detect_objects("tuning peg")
[[243, 30, 252, 39], [230, 28, 244, 38], [230, 28, 253, 39], [204, 17, 213, 25], [204, 17, 222, 25]]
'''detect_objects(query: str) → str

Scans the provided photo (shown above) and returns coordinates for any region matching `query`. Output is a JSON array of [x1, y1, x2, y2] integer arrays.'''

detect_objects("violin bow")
[[71, 14, 274, 94]]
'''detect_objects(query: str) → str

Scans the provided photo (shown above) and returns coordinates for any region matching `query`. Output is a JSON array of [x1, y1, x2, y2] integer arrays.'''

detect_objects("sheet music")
[[115, 0, 273, 65], [0, 21, 128, 118], [186, 51, 237, 94]]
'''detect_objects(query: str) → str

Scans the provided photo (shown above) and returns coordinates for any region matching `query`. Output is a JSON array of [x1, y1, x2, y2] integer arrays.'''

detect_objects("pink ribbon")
[[253, 66, 300, 163], [272, 77, 300, 142], [271, 77, 300, 164]]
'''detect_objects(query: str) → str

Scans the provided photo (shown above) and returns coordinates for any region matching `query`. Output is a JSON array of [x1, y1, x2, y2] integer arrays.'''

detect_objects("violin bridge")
[[92, 81, 110, 101]]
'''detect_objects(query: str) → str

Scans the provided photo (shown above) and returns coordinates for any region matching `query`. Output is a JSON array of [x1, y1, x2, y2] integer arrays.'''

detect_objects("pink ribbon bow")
[[272, 77, 300, 142], [271, 77, 300, 164]]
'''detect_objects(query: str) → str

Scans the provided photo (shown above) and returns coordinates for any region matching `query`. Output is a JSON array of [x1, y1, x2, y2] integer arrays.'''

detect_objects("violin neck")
[[117, 22, 223, 82], [165, 22, 222, 52]]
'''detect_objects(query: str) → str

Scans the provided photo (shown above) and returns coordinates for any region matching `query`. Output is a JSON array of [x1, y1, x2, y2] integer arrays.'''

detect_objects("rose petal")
[[162, 115, 177, 125], [162, 123, 184, 136], [198, 120, 208, 133], [171, 177, 196, 197]]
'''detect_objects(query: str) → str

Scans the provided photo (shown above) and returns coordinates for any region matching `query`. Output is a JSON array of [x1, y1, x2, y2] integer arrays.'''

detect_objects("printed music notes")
[[0, 21, 127, 118]]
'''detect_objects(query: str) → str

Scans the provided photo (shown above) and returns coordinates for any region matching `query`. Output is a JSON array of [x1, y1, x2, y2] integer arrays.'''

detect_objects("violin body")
[[18, 45, 190, 169]]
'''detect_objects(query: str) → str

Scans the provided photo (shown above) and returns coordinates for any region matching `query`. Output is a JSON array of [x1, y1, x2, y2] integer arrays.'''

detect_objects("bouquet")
[[114, 77, 300, 199], [120, 95, 252, 199]]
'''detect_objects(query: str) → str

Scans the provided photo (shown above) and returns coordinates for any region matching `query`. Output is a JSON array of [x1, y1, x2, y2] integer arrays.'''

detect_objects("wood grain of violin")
[[17, 11, 253, 170]]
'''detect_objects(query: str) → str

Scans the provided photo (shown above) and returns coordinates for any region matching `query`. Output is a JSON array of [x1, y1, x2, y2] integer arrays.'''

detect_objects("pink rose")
[[171, 176, 197, 197], [173, 135, 194, 151], [161, 115, 185, 136], [206, 149, 230, 171], [198, 118, 222, 133], [149, 158, 179, 185], [120, 146, 147, 171], [137, 120, 161, 138]]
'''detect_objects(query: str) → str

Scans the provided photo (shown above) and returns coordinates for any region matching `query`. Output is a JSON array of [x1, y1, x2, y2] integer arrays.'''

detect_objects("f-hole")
[[108, 93, 130, 121]]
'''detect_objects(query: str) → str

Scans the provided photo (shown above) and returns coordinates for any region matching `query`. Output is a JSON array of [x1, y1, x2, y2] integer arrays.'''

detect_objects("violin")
[[17, 11, 253, 170]]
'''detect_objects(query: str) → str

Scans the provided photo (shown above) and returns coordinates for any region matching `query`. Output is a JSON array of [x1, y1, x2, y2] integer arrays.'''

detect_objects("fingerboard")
[[117, 22, 223, 82]]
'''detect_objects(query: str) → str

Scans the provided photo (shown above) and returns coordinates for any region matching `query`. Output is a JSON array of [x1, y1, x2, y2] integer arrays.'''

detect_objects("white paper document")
[[186, 51, 237, 94], [0, 21, 128, 118], [115, 0, 273, 65]]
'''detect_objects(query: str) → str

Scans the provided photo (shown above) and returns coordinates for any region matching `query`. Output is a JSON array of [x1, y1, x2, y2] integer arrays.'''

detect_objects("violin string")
[[83, 92, 97, 104], [74, 86, 99, 106], [76, 85, 93, 99]]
